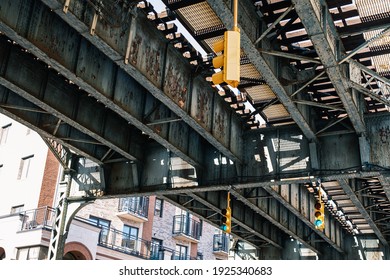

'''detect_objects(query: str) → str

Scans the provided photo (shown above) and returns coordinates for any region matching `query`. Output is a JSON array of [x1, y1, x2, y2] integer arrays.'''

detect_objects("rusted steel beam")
[[292, 0, 366, 134], [37, 0, 244, 163], [0, 0, 212, 168], [338, 179, 388, 246], [205, 0, 318, 142]]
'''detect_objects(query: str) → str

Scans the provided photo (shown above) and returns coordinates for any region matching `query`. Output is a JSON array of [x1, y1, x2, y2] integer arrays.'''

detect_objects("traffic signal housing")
[[314, 200, 325, 231], [212, 30, 240, 88], [221, 207, 231, 234]]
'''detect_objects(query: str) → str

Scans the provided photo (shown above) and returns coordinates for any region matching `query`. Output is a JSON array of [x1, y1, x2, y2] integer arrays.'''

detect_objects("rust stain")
[[379, 126, 390, 143], [196, 89, 210, 126], [214, 110, 225, 140], [129, 34, 142, 65], [164, 64, 187, 109], [144, 45, 161, 81]]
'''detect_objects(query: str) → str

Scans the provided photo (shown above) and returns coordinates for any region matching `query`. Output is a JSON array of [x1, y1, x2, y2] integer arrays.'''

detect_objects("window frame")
[[10, 204, 24, 214], [175, 244, 188, 260], [89, 216, 111, 244], [0, 123, 11, 145], [17, 155, 34, 180], [154, 198, 164, 217]]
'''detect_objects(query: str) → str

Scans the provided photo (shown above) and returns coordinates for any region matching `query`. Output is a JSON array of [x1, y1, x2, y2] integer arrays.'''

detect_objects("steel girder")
[[205, 0, 317, 142], [2, 0, 388, 254], [0, 0, 211, 168], [0, 0, 246, 170], [36, 0, 244, 164], [291, 0, 366, 134], [0, 37, 145, 163], [164, 184, 344, 255], [338, 179, 388, 245]]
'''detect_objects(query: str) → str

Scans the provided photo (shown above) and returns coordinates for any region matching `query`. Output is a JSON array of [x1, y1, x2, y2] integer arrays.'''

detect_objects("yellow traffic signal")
[[211, 30, 240, 88], [221, 207, 231, 233], [314, 200, 325, 231], [220, 192, 232, 233]]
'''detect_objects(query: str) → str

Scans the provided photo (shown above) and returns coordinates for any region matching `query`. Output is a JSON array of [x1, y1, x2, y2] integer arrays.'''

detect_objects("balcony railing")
[[171, 252, 196, 260], [98, 225, 150, 258], [118, 197, 149, 219], [97, 225, 180, 260], [172, 215, 201, 241], [19, 206, 55, 231], [213, 234, 229, 253]]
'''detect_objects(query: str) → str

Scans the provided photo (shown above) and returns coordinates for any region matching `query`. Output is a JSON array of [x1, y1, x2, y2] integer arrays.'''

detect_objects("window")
[[151, 238, 163, 260], [175, 244, 188, 260], [89, 216, 111, 244], [154, 198, 163, 217], [17, 155, 34, 180], [0, 123, 11, 145], [17, 246, 48, 260], [10, 205, 24, 214], [122, 225, 139, 250]]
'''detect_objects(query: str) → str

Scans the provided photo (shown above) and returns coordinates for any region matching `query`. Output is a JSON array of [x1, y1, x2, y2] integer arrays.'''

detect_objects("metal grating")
[[355, 0, 390, 22], [203, 35, 224, 54], [176, 2, 223, 32], [245, 84, 276, 103], [321, 181, 372, 235], [263, 104, 290, 120], [371, 54, 390, 76], [240, 63, 263, 80]]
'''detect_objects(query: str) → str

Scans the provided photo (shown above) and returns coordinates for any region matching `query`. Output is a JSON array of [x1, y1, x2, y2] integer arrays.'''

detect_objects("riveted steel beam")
[[0, 0, 228, 168], [338, 179, 388, 246], [0, 36, 144, 162], [229, 188, 323, 254], [262, 184, 344, 253], [35, 0, 243, 163], [0, 87, 105, 164], [165, 191, 284, 249], [205, 0, 317, 142], [378, 176, 390, 205], [291, 0, 366, 134]]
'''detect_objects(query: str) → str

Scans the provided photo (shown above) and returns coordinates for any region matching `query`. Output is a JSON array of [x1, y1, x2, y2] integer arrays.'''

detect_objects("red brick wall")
[[191, 242, 198, 259], [37, 150, 60, 208], [142, 196, 156, 241]]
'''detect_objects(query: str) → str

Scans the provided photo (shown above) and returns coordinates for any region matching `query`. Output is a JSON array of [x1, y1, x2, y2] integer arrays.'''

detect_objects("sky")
[[153, 0, 166, 12]]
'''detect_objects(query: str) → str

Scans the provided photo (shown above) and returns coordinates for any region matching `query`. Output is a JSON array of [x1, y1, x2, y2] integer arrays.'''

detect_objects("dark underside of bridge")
[[1, 0, 390, 259]]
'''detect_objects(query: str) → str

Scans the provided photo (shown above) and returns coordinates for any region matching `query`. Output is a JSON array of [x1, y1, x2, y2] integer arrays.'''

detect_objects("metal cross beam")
[[292, 0, 366, 134], [39, 0, 243, 163], [338, 179, 388, 246], [205, 0, 318, 142]]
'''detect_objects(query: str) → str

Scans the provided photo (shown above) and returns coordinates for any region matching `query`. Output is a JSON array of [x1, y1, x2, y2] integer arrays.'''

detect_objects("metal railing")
[[172, 215, 201, 240], [118, 197, 149, 218], [98, 226, 151, 259], [98, 225, 183, 260], [10, 206, 201, 260], [20, 206, 56, 231], [213, 234, 229, 253]]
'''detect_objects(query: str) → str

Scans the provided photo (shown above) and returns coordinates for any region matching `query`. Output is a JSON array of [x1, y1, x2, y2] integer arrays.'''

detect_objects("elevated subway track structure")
[[0, 0, 390, 259]]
